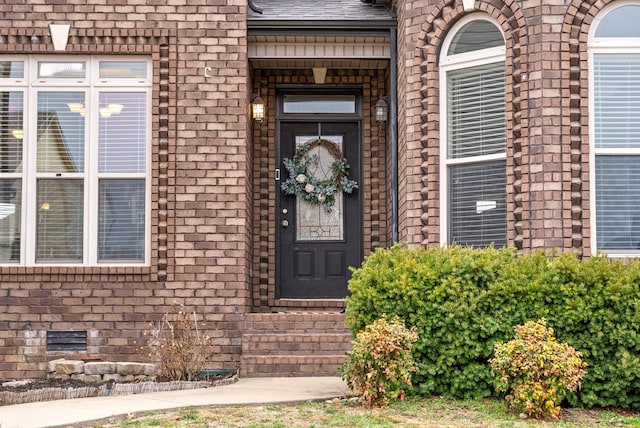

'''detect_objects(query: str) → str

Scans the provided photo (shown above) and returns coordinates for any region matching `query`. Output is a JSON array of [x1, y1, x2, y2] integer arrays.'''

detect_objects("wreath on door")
[[281, 139, 358, 209]]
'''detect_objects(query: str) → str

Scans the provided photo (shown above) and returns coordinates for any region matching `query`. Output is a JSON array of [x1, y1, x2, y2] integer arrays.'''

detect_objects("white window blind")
[[449, 160, 506, 247], [594, 54, 640, 150], [0, 179, 21, 262], [447, 63, 506, 159], [36, 179, 83, 262], [595, 156, 640, 250], [99, 179, 145, 261], [37, 92, 85, 173], [593, 52, 640, 252], [0, 91, 23, 262], [444, 54, 507, 248], [98, 92, 146, 173], [0, 91, 23, 172]]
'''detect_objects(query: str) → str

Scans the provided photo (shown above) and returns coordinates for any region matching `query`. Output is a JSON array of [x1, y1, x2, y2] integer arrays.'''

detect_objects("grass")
[[93, 397, 640, 428]]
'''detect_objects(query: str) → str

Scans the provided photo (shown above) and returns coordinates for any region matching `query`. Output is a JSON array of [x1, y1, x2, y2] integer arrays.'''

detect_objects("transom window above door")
[[282, 94, 357, 114], [0, 56, 151, 266]]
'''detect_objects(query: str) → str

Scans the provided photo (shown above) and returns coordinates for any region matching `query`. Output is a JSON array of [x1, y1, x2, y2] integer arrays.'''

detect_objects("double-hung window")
[[590, 4, 640, 256], [439, 17, 507, 247], [0, 56, 150, 265]]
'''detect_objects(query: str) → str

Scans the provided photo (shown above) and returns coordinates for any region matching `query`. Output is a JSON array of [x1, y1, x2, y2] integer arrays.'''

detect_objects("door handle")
[[281, 220, 289, 228]]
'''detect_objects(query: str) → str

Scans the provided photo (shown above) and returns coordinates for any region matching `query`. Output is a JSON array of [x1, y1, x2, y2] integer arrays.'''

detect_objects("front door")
[[278, 122, 362, 299]]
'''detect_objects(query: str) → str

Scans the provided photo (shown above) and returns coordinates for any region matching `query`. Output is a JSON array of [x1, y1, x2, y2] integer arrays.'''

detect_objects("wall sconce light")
[[375, 97, 389, 122], [49, 24, 70, 52], [251, 94, 265, 123]]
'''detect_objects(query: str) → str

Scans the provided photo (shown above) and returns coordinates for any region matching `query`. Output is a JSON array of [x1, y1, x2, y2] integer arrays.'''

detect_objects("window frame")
[[0, 55, 151, 266], [588, 1, 640, 257], [439, 15, 507, 247]]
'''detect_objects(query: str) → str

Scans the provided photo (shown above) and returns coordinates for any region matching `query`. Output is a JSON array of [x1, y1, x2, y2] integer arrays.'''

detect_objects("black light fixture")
[[251, 94, 265, 123], [375, 97, 388, 122]]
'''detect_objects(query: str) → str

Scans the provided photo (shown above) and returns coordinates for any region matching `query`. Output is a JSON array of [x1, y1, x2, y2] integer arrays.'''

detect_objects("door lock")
[[281, 220, 289, 228]]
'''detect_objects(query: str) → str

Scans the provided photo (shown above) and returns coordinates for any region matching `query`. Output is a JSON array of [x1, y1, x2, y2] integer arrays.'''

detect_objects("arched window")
[[439, 16, 507, 248], [589, 3, 640, 255]]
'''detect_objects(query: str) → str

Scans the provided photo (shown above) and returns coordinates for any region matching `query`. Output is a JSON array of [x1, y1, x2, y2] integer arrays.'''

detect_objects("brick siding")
[[0, 0, 621, 377], [0, 0, 250, 379], [397, 0, 597, 255]]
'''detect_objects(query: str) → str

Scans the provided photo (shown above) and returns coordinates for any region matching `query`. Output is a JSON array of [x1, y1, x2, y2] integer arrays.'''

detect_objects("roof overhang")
[[247, 0, 396, 69], [248, 32, 391, 69]]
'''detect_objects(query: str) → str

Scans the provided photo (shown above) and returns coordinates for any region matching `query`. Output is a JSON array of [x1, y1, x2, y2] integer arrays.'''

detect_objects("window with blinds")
[[440, 17, 507, 248], [0, 90, 22, 262], [449, 160, 506, 248], [591, 4, 640, 254], [447, 63, 506, 159], [0, 56, 150, 265]]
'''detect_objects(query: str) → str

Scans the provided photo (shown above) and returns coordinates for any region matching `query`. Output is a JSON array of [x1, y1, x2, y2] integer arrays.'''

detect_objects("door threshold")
[[272, 298, 346, 313]]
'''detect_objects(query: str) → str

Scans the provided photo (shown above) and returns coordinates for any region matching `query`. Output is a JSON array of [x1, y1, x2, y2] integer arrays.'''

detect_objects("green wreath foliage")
[[281, 139, 358, 209]]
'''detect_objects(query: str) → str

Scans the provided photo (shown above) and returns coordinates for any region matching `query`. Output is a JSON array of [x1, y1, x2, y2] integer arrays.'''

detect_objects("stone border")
[[0, 375, 239, 406], [47, 359, 157, 384], [1, 359, 238, 406]]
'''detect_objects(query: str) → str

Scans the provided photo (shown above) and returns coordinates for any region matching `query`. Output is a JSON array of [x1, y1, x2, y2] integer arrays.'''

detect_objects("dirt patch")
[[0, 378, 115, 393]]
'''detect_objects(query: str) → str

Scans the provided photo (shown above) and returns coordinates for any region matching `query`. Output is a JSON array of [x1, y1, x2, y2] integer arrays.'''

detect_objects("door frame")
[[275, 86, 364, 301]]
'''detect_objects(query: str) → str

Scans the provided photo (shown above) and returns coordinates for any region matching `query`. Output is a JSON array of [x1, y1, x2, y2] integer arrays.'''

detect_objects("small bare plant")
[[142, 303, 213, 381]]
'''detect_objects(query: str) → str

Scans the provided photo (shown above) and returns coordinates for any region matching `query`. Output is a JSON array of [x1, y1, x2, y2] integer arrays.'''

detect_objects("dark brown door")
[[278, 122, 361, 299]]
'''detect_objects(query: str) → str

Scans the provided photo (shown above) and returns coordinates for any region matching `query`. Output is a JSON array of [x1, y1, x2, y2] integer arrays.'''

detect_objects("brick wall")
[[397, 0, 596, 255], [0, 0, 618, 378], [0, 0, 250, 379]]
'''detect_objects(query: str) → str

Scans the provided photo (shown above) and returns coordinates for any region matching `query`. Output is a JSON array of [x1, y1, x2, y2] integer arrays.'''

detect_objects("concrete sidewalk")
[[0, 377, 349, 428]]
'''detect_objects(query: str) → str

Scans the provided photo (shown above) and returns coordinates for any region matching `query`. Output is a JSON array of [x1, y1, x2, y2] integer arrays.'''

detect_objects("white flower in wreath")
[[317, 194, 326, 203], [296, 174, 307, 183], [304, 183, 315, 193]]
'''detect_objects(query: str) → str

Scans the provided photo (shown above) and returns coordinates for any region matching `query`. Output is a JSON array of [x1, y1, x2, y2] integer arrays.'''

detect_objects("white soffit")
[[248, 35, 390, 69]]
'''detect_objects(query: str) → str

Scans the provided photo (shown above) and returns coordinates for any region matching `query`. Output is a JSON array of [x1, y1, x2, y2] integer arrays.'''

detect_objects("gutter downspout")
[[390, 27, 399, 244]]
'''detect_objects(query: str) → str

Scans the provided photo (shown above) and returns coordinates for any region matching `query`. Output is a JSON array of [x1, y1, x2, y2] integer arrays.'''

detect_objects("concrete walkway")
[[0, 377, 349, 428]]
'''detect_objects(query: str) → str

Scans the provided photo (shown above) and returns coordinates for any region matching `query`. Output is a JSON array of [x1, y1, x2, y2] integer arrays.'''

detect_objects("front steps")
[[241, 313, 352, 377]]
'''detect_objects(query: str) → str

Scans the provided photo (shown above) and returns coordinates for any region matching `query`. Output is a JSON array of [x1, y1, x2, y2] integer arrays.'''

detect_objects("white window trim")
[[439, 14, 506, 246], [588, 1, 640, 257], [0, 55, 152, 266]]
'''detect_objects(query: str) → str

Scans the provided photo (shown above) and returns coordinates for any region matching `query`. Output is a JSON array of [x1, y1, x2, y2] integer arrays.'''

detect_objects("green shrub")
[[340, 314, 418, 407], [346, 245, 640, 408], [490, 319, 588, 419]]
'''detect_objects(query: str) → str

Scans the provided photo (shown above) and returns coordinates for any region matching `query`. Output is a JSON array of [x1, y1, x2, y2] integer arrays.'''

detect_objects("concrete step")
[[241, 333, 352, 355], [241, 313, 353, 377], [240, 355, 347, 378], [244, 313, 349, 333]]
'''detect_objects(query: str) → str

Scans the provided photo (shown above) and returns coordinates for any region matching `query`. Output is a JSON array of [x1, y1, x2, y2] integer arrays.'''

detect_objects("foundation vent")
[[46, 330, 87, 351]]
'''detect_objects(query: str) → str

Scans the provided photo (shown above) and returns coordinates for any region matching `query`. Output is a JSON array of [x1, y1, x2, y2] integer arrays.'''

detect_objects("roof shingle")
[[248, 0, 395, 22]]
